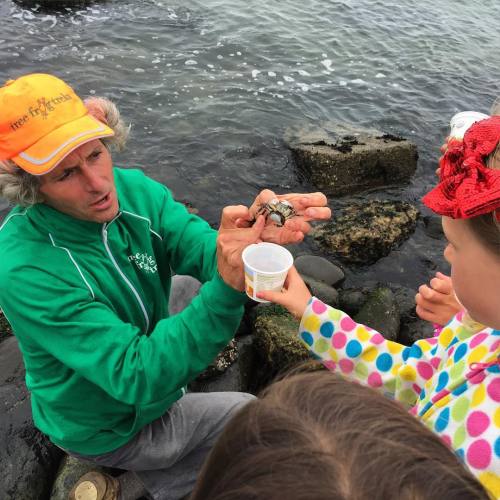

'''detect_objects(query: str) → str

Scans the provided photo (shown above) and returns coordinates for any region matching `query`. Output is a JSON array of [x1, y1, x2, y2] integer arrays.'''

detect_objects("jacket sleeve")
[[1, 262, 247, 406], [299, 297, 446, 407], [150, 178, 219, 283]]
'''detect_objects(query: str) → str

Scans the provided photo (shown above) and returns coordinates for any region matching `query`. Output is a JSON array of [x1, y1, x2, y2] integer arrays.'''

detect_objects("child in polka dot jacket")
[[257, 116, 500, 498]]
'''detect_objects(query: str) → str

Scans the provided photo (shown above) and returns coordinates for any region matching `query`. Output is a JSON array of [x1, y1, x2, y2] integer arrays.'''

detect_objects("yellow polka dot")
[[399, 365, 416, 382], [472, 383, 487, 408], [327, 348, 339, 362], [303, 314, 321, 333], [361, 346, 377, 362], [388, 341, 404, 354], [446, 357, 454, 367], [478, 472, 500, 499], [438, 327, 453, 348], [467, 345, 489, 365], [419, 341, 432, 353], [356, 326, 370, 342], [391, 363, 402, 376], [494, 407, 500, 428]]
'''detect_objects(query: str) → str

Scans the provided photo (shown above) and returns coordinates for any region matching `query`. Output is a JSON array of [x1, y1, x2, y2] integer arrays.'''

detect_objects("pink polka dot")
[[466, 411, 490, 437], [312, 299, 327, 314], [490, 339, 500, 352], [332, 332, 347, 349], [487, 378, 500, 402], [339, 359, 354, 374], [367, 372, 382, 388], [426, 337, 438, 345], [456, 310, 464, 322], [340, 317, 356, 331], [430, 357, 441, 369], [448, 346, 455, 356], [466, 440, 491, 470], [370, 333, 385, 345], [470, 332, 488, 348], [417, 361, 433, 380], [441, 435, 452, 448], [469, 371, 486, 385], [412, 384, 421, 394], [323, 360, 337, 372]]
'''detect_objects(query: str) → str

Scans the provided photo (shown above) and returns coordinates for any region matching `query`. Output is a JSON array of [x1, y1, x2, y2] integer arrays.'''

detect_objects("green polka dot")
[[399, 389, 417, 405], [328, 308, 342, 321], [314, 338, 329, 353], [384, 379, 396, 393], [450, 360, 465, 381], [452, 425, 466, 448], [456, 326, 471, 340], [451, 396, 470, 422], [355, 362, 368, 378]]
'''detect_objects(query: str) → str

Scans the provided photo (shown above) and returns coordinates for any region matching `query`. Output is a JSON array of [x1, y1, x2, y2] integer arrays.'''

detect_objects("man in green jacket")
[[0, 73, 330, 500]]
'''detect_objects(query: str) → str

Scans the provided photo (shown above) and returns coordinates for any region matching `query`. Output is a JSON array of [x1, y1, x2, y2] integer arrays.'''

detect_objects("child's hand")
[[257, 266, 312, 320], [415, 272, 462, 326], [436, 137, 450, 176]]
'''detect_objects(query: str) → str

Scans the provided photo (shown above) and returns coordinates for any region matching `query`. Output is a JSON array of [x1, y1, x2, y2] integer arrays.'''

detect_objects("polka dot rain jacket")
[[299, 297, 500, 497]]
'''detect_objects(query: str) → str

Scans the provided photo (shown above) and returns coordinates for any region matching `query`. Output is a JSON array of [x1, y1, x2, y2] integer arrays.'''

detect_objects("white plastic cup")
[[242, 242, 293, 302], [449, 111, 489, 140]]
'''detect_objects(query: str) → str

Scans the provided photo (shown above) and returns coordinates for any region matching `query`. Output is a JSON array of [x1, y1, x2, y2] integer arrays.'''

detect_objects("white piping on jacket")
[[0, 209, 29, 232], [121, 210, 163, 241], [49, 233, 96, 300], [103, 214, 150, 333]]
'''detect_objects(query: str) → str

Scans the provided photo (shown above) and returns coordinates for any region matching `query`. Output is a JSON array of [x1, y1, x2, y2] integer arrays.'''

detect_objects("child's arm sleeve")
[[299, 297, 444, 408]]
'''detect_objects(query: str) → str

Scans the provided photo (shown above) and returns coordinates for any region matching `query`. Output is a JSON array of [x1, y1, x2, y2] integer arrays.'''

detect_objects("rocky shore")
[[0, 125, 437, 499]]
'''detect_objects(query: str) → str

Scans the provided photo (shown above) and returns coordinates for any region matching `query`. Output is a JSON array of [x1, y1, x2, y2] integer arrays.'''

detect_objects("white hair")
[[0, 96, 129, 207]]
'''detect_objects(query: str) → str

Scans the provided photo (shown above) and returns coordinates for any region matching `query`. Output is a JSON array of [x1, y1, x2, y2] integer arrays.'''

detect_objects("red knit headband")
[[422, 115, 500, 220]]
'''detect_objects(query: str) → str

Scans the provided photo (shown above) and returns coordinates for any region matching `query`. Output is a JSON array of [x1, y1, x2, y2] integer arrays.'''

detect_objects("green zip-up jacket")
[[0, 168, 248, 455]]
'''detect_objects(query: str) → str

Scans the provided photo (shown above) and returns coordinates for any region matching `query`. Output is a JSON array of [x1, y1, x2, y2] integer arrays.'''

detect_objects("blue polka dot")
[[402, 347, 410, 361], [452, 384, 467, 397], [434, 407, 450, 433], [320, 321, 334, 338], [436, 371, 449, 392], [408, 344, 423, 359], [376, 353, 393, 372], [495, 437, 500, 459], [420, 388, 426, 400], [492, 329, 500, 336], [448, 337, 458, 349], [430, 345, 438, 356], [345, 339, 362, 358], [300, 331, 314, 347], [488, 364, 500, 374], [455, 448, 465, 462], [453, 343, 468, 363]]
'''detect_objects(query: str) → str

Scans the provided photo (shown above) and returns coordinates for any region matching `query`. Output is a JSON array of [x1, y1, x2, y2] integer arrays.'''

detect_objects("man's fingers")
[[220, 205, 251, 229]]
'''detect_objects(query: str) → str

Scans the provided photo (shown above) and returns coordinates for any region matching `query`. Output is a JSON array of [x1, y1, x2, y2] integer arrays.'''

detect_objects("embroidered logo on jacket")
[[128, 252, 158, 274]]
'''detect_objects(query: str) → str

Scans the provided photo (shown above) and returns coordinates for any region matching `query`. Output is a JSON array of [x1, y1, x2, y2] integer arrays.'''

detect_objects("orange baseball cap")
[[0, 73, 114, 175]]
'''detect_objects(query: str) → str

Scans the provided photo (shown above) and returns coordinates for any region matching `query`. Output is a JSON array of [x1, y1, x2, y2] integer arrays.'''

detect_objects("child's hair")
[[191, 370, 490, 500]]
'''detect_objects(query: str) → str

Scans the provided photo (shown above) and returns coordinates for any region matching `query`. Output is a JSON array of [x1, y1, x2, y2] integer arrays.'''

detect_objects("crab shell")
[[260, 199, 296, 226]]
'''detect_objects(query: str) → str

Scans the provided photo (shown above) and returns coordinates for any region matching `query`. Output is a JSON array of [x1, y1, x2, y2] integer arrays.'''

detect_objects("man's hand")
[[217, 205, 266, 291], [235, 189, 331, 245]]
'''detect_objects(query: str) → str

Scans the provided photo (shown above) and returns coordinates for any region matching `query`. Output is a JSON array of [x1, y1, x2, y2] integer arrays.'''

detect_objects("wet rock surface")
[[289, 128, 418, 197], [311, 200, 419, 265], [0, 337, 63, 500], [354, 287, 400, 342]]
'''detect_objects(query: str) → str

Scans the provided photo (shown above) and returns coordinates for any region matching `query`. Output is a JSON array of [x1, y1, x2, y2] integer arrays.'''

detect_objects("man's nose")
[[83, 166, 106, 192]]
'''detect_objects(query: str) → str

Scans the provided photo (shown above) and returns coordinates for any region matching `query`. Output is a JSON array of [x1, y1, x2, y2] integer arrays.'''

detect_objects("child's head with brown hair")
[[423, 114, 500, 329], [190, 371, 489, 500]]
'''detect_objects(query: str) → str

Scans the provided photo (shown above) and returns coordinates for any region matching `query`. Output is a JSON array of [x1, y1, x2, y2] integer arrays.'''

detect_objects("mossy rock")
[[251, 304, 314, 388]]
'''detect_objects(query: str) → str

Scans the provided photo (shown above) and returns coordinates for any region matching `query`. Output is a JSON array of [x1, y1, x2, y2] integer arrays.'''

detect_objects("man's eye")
[[90, 151, 102, 160], [58, 170, 74, 181]]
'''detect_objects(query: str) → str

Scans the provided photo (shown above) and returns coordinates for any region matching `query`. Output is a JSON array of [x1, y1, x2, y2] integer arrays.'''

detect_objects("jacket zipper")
[[102, 221, 150, 333]]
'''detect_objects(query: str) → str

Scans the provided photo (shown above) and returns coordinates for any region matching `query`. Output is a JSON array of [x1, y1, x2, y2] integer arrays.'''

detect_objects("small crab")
[[254, 198, 297, 227]]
